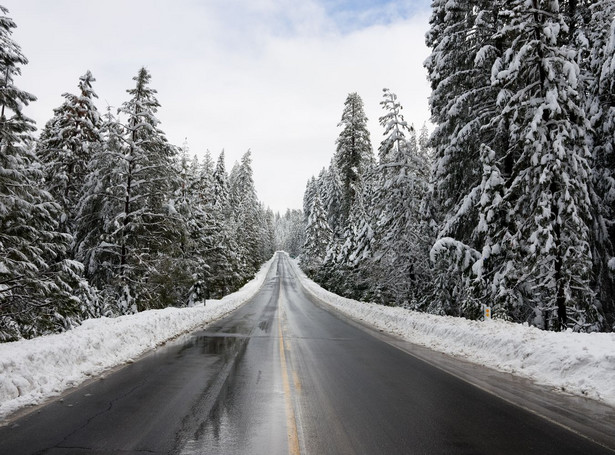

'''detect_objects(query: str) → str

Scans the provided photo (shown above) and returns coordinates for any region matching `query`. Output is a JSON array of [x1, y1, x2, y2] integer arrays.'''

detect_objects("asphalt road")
[[1, 253, 614, 454]]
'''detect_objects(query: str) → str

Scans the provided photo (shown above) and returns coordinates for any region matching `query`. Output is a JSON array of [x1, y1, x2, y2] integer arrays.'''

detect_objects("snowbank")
[[289, 259, 615, 408], [0, 257, 274, 421]]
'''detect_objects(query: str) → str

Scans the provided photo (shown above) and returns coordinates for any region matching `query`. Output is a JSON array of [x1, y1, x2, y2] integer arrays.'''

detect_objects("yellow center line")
[[278, 300, 301, 455]]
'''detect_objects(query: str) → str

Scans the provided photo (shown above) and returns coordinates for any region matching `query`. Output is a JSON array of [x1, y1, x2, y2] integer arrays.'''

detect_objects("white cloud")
[[5, 0, 431, 213]]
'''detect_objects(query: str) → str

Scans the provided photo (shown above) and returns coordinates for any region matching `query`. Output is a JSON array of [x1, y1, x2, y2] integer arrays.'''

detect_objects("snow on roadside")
[[289, 258, 615, 408], [0, 257, 275, 421]]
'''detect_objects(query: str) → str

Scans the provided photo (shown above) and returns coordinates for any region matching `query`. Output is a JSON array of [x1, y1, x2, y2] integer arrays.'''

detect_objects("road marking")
[[278, 302, 301, 455]]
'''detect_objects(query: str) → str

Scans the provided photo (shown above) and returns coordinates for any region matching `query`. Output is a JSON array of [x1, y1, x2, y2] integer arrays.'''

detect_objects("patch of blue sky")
[[321, 0, 431, 32]]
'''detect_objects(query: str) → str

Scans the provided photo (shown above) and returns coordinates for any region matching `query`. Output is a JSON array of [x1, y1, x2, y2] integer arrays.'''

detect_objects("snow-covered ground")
[[288, 258, 615, 408], [0, 257, 274, 421]]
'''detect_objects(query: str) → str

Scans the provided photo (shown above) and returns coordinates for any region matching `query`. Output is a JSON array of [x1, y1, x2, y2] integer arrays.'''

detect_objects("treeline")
[[302, 1, 615, 332], [0, 7, 276, 341], [301, 91, 434, 310]]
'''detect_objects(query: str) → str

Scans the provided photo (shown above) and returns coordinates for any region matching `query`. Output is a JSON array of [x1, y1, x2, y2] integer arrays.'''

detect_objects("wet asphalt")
[[0, 252, 613, 454]]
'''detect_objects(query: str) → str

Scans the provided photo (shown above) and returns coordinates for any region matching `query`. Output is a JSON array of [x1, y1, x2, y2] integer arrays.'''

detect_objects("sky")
[[4, 0, 432, 213]]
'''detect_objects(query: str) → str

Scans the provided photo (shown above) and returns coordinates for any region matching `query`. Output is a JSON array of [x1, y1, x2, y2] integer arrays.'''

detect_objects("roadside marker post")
[[482, 304, 492, 321]]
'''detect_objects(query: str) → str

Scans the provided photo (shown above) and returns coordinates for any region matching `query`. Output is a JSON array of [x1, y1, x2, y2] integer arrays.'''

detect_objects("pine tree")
[[334, 93, 374, 226], [168, 142, 208, 307], [318, 164, 343, 235], [259, 205, 276, 262], [373, 90, 432, 306], [115, 67, 183, 311], [206, 150, 243, 297], [490, 0, 599, 330], [301, 190, 332, 274], [303, 176, 317, 225], [425, 0, 503, 242], [231, 150, 262, 275], [583, 1, 615, 327], [0, 6, 96, 340], [37, 71, 102, 237], [75, 68, 181, 312], [74, 106, 123, 297]]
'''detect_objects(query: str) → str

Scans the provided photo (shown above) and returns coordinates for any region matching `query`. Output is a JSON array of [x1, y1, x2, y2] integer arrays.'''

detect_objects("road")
[[1, 252, 614, 454]]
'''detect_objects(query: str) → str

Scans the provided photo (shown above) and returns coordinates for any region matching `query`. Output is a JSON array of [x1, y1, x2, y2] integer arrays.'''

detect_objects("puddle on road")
[[178, 336, 287, 455], [170, 333, 247, 364]]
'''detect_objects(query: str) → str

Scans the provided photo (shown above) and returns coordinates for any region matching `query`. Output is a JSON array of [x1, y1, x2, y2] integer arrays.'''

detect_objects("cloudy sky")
[[5, 0, 432, 213]]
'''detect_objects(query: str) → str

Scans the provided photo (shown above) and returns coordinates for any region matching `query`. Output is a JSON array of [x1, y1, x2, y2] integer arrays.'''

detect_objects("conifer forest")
[[0, 6, 288, 341], [301, 1, 615, 333], [1, 1, 615, 343]]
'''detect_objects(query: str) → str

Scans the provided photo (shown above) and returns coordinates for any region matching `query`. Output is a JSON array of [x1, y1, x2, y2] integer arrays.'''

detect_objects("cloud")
[[5, 0, 432, 213]]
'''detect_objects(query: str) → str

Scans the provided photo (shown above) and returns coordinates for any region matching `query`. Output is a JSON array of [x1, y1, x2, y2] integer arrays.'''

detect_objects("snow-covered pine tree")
[[334, 93, 374, 227], [73, 106, 123, 299], [301, 189, 333, 274], [377, 89, 407, 166], [425, 0, 503, 243], [0, 6, 96, 340], [205, 150, 244, 297], [466, 144, 519, 320], [258, 205, 276, 263], [341, 193, 375, 300], [319, 162, 344, 236], [169, 142, 209, 307], [198, 149, 215, 203], [583, 1, 615, 328], [77, 68, 181, 312], [114, 67, 183, 311], [424, 1, 510, 317], [231, 150, 262, 276], [212, 150, 230, 216], [37, 71, 102, 237], [303, 176, 317, 225], [372, 89, 432, 307], [491, 0, 600, 330]]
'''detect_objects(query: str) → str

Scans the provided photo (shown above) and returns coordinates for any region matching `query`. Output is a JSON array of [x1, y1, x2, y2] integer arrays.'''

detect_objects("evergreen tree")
[[212, 150, 230, 216], [115, 67, 183, 311], [74, 106, 123, 297], [231, 150, 262, 275], [334, 93, 374, 226], [584, 1, 615, 327], [259, 205, 276, 263], [76, 68, 181, 313], [372, 90, 432, 306], [205, 150, 243, 297], [301, 190, 332, 274], [489, 0, 599, 330], [425, 0, 503, 242], [170, 142, 209, 307], [303, 176, 317, 225], [37, 71, 102, 237], [0, 6, 96, 340], [317, 164, 343, 235]]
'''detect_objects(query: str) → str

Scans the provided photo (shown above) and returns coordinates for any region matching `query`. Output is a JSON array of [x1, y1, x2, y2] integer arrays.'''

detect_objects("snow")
[[0, 257, 274, 421], [288, 258, 615, 408]]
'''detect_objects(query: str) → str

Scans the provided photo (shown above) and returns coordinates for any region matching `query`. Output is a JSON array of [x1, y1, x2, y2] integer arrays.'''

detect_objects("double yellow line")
[[277, 287, 301, 455]]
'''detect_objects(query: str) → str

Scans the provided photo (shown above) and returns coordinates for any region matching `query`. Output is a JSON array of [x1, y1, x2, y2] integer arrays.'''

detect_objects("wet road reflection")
[[178, 255, 289, 454]]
